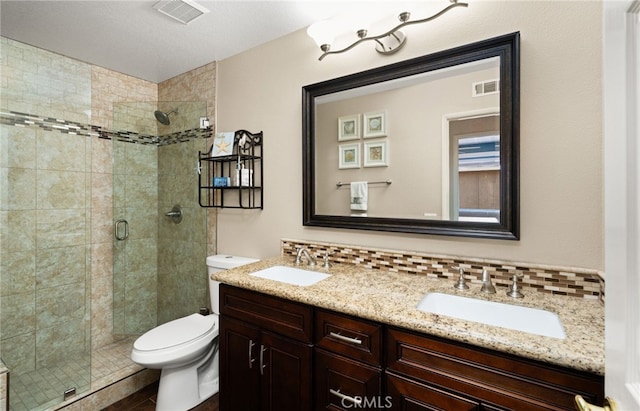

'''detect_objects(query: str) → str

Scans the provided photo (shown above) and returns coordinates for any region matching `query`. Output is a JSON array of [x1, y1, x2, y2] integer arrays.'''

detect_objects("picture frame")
[[364, 140, 388, 167], [363, 111, 387, 138], [338, 114, 360, 141], [210, 132, 235, 157], [338, 143, 360, 169]]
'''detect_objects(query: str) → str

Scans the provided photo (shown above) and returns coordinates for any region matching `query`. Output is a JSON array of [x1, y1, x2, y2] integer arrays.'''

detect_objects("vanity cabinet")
[[198, 129, 263, 209], [217, 284, 604, 411], [386, 327, 604, 411], [219, 284, 313, 411], [314, 309, 383, 410]]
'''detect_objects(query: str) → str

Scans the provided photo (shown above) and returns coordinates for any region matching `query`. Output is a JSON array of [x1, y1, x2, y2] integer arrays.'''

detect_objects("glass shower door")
[[112, 135, 159, 335], [111, 100, 209, 335], [0, 117, 92, 411]]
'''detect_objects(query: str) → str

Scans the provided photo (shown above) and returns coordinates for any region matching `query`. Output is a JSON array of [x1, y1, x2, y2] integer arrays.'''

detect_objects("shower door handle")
[[115, 219, 129, 241]]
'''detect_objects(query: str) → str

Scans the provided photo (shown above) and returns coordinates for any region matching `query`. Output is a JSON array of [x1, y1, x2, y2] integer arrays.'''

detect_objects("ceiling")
[[0, 0, 378, 83]]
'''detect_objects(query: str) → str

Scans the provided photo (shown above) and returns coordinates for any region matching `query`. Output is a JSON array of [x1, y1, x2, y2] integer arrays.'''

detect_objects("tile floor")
[[8, 336, 143, 411], [101, 381, 219, 411], [9, 358, 91, 411], [8, 336, 219, 411]]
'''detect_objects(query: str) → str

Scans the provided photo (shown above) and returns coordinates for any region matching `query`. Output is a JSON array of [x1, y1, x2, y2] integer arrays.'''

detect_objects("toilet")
[[131, 255, 258, 411]]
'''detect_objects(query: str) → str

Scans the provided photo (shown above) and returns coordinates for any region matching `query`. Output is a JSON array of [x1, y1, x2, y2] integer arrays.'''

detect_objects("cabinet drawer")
[[386, 372, 479, 411], [315, 309, 382, 366], [315, 348, 382, 411], [386, 327, 604, 410], [220, 284, 313, 343]]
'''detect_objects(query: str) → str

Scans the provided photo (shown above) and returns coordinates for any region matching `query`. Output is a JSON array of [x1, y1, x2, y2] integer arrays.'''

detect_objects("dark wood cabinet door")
[[220, 316, 261, 411], [387, 372, 480, 411], [261, 331, 313, 411], [314, 348, 382, 411]]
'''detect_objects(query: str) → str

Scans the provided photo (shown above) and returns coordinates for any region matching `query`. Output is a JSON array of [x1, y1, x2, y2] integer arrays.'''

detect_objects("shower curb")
[[49, 368, 160, 411]]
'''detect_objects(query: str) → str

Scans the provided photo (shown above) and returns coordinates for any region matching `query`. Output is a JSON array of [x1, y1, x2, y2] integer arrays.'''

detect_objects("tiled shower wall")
[[157, 64, 216, 324]]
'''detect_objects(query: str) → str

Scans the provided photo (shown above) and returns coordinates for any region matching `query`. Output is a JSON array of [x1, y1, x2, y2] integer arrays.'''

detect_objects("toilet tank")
[[207, 255, 259, 314]]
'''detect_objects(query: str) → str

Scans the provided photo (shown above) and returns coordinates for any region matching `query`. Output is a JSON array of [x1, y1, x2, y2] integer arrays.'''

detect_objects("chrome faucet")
[[295, 246, 316, 266], [480, 269, 497, 294], [454, 267, 469, 290], [506, 273, 524, 298]]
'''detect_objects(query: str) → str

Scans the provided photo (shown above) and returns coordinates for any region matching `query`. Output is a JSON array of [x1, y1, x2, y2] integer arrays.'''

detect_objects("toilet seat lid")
[[134, 313, 217, 352]]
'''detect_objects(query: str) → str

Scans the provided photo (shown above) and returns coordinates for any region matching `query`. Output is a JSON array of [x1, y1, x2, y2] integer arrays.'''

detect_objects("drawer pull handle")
[[260, 345, 267, 375], [248, 340, 255, 369], [330, 389, 362, 406], [329, 332, 362, 345]]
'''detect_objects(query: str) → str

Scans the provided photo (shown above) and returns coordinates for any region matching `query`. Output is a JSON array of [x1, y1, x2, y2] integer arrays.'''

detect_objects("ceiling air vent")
[[472, 79, 500, 97], [153, 0, 209, 25]]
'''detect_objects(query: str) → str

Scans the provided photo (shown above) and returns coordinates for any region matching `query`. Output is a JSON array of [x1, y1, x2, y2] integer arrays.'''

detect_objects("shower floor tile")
[[8, 336, 142, 411]]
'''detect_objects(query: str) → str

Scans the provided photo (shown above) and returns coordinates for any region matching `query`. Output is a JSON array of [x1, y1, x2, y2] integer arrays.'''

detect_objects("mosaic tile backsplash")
[[281, 239, 603, 300]]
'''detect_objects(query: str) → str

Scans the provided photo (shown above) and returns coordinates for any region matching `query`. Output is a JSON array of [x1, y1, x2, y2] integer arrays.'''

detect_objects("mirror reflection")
[[314, 57, 500, 222], [303, 33, 519, 240]]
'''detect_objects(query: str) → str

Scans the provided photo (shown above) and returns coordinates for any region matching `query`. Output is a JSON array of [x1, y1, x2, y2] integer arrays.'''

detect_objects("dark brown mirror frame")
[[302, 32, 520, 240]]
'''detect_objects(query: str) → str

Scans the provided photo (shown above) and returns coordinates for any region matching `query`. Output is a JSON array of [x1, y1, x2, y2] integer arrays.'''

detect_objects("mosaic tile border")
[[281, 239, 603, 301], [0, 111, 211, 146]]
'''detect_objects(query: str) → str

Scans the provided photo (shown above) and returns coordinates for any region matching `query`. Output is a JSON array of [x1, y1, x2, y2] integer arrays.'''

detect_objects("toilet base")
[[155, 340, 219, 411]]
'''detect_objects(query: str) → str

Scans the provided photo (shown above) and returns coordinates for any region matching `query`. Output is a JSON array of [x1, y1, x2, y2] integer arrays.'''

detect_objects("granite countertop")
[[211, 256, 604, 375]]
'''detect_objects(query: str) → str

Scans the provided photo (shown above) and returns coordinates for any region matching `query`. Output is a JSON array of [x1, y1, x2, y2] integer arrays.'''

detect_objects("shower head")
[[154, 109, 177, 125]]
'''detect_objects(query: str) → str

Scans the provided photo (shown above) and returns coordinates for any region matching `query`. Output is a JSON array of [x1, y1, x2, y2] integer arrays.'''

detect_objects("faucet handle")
[[454, 267, 469, 290], [323, 251, 331, 269], [506, 273, 524, 298]]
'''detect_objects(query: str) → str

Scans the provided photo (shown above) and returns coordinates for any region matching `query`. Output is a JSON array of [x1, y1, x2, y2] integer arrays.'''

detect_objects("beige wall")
[[215, 1, 604, 270]]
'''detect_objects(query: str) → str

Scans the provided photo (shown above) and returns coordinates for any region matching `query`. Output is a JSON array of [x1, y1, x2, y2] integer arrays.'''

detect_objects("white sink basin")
[[250, 265, 331, 287], [416, 292, 566, 339]]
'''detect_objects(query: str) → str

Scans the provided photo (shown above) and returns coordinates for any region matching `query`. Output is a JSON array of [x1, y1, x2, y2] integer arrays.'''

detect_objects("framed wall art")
[[338, 143, 360, 169], [363, 111, 387, 138], [364, 140, 387, 167], [338, 114, 360, 141]]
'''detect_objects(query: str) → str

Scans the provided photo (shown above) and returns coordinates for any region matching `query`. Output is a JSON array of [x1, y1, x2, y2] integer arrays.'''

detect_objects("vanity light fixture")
[[307, 0, 468, 61]]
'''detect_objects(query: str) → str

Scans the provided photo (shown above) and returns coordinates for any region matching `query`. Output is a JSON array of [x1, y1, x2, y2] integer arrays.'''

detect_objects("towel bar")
[[336, 179, 392, 187]]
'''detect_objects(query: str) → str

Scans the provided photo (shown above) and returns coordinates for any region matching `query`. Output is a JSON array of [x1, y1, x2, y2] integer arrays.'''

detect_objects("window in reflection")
[[447, 115, 500, 222]]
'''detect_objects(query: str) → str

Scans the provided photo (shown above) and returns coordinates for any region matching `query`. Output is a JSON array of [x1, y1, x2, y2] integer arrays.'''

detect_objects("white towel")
[[350, 181, 368, 211]]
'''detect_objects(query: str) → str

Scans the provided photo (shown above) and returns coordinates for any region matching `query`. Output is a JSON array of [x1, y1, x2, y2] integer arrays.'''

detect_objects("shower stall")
[[0, 98, 210, 410], [112, 101, 210, 334]]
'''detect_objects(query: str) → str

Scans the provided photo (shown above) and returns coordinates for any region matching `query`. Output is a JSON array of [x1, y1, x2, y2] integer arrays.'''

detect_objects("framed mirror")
[[302, 32, 519, 240]]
